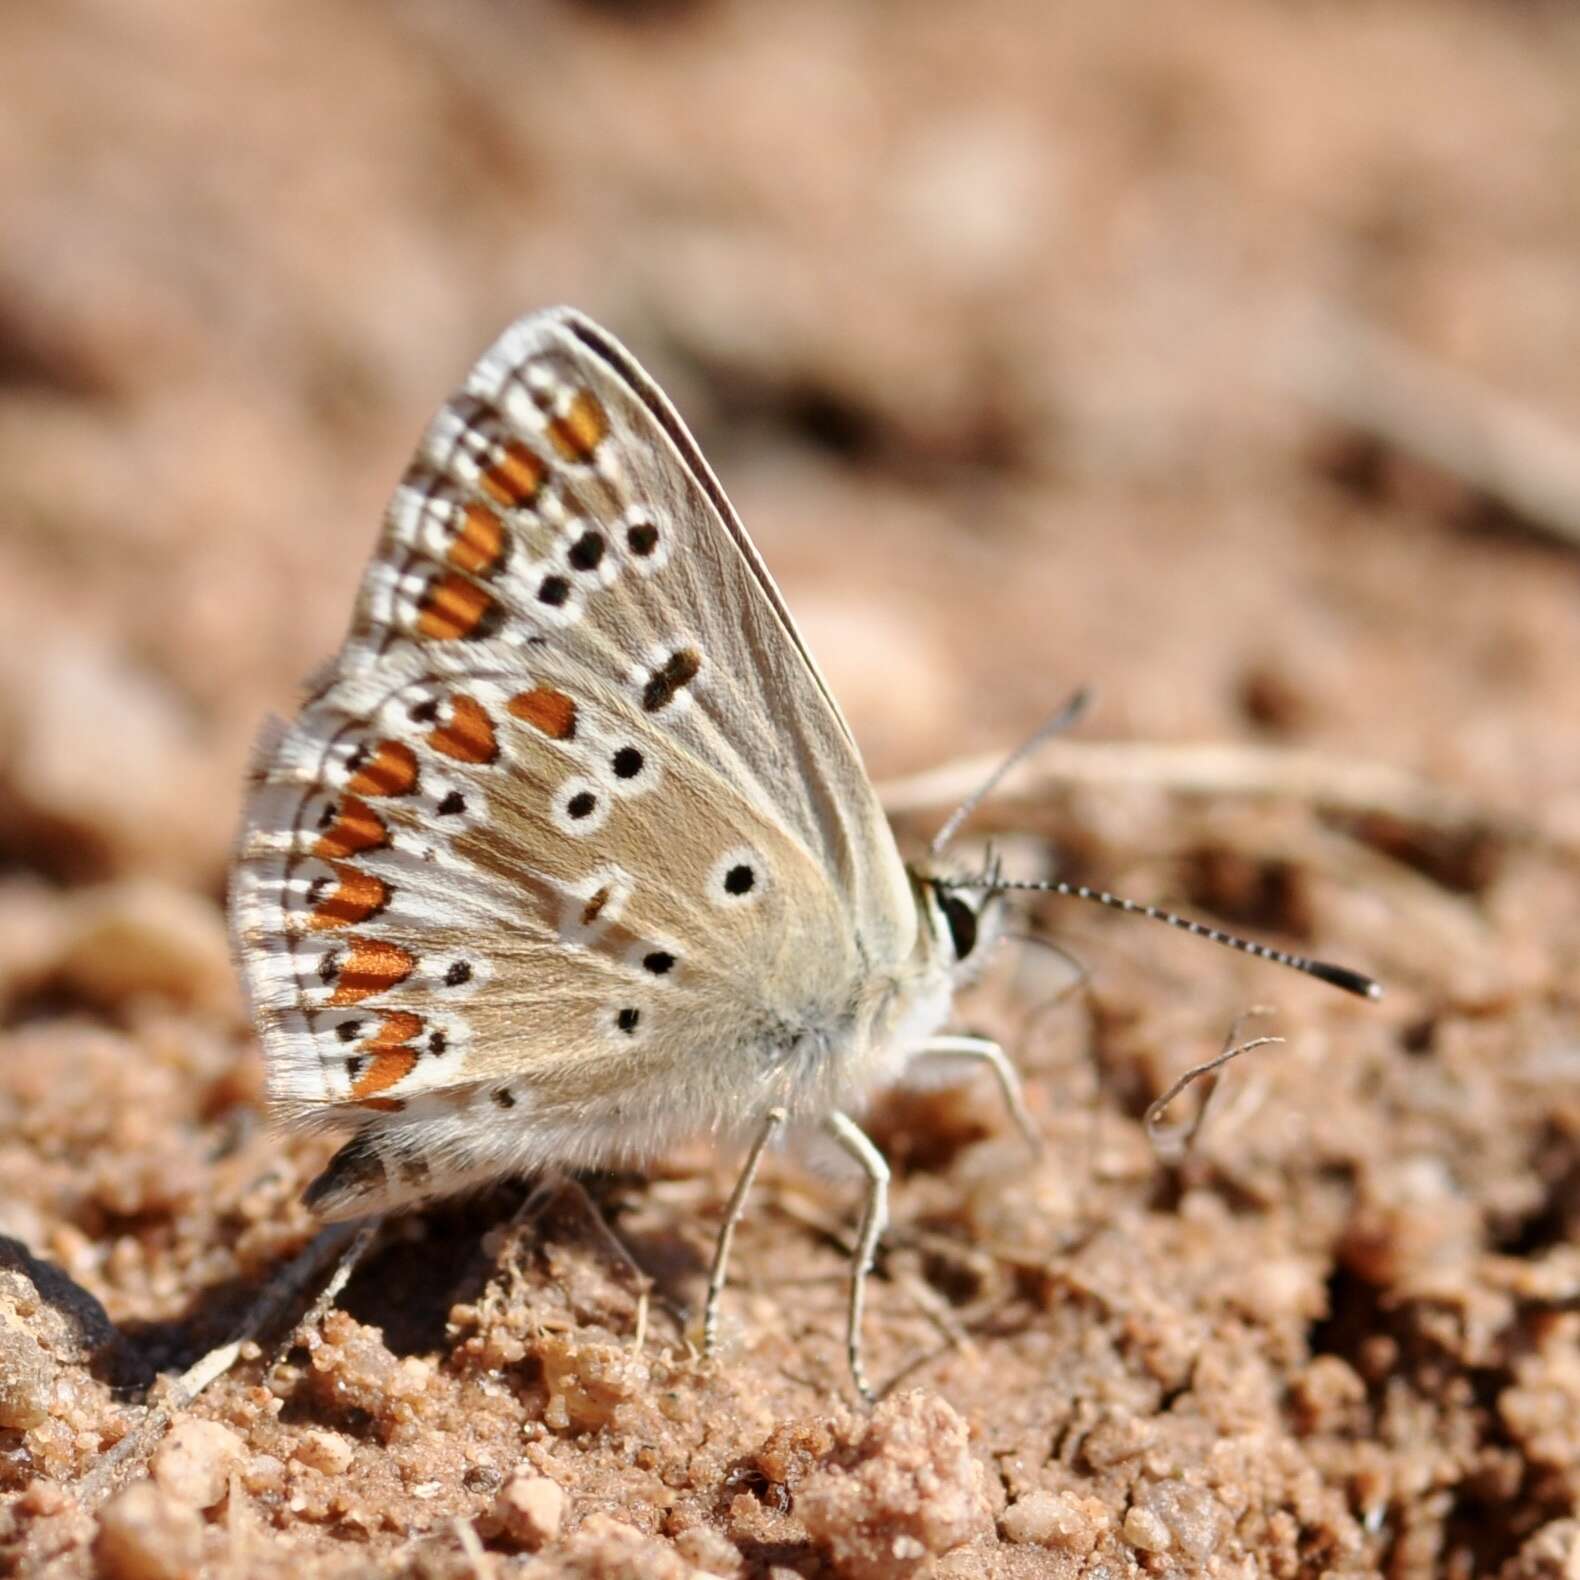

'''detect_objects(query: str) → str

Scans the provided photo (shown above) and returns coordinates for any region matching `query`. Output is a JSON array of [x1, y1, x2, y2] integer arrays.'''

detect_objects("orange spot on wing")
[[310, 863, 390, 930], [313, 795, 389, 862], [347, 739, 419, 798], [508, 686, 577, 740], [417, 574, 494, 640], [548, 390, 608, 463], [357, 1097, 406, 1113], [482, 440, 547, 508], [329, 937, 416, 1004], [448, 501, 507, 577], [350, 1048, 418, 1100], [428, 693, 497, 764], [370, 1010, 423, 1046]]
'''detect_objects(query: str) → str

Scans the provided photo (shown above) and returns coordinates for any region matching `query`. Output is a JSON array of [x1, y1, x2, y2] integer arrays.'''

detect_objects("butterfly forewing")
[[231, 310, 920, 1211]]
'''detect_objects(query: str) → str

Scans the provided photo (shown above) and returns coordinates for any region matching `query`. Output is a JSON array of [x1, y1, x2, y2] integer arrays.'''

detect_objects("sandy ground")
[[5, 2, 1580, 1575]]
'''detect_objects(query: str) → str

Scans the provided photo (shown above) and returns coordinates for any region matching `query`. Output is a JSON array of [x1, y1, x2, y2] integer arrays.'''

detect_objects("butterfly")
[[230, 308, 1380, 1401]]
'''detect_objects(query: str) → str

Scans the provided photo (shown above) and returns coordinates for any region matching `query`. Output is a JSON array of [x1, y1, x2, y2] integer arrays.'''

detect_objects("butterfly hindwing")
[[231, 310, 924, 1211]]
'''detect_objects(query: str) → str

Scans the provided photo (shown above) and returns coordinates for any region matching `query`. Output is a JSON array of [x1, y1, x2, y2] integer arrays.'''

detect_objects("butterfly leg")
[[909, 1035, 1042, 1156], [826, 1111, 890, 1405], [702, 1105, 786, 1361], [556, 1177, 653, 1352]]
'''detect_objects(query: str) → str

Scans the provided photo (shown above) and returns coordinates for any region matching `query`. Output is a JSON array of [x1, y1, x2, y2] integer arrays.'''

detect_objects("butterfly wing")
[[231, 311, 930, 1214]]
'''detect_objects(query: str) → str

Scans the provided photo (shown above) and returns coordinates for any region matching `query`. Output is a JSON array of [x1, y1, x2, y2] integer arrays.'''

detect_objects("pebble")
[[95, 1482, 204, 1580], [797, 1391, 992, 1580], [1001, 1489, 1101, 1549], [58, 882, 234, 1013], [0, 1307, 55, 1430], [488, 1472, 564, 1550], [292, 1428, 354, 1475], [152, 1418, 245, 1509], [673, 1524, 743, 1575], [1124, 1504, 1173, 1553]]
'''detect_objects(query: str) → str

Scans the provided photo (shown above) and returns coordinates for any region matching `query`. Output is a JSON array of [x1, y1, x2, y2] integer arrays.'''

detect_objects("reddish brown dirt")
[[5, 3, 1580, 1575]]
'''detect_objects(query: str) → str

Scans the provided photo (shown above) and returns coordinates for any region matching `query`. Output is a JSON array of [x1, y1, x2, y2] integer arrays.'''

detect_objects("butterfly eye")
[[942, 894, 980, 961]]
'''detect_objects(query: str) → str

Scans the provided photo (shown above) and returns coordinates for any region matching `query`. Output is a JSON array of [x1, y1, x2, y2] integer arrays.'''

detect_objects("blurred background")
[[6, 0, 1580, 893], [6, 3, 1580, 1574]]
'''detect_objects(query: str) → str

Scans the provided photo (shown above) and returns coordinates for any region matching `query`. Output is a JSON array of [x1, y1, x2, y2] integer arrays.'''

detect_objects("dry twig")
[[77, 1221, 364, 1509], [1144, 1008, 1284, 1162], [880, 738, 1494, 842]]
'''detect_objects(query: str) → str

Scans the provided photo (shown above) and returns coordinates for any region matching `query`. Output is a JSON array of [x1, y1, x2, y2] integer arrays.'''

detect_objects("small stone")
[[1503, 1516, 1580, 1579], [548, 1514, 691, 1578], [674, 1524, 743, 1575], [18, 1479, 68, 1517], [0, 1306, 55, 1430], [241, 1455, 285, 1496], [58, 882, 235, 1013], [0, 1251, 121, 1431], [1080, 1413, 1154, 1470], [797, 1391, 992, 1579], [95, 1481, 204, 1580], [152, 1418, 245, 1509], [1290, 1355, 1368, 1434], [1141, 1479, 1222, 1562], [292, 1428, 354, 1475], [1124, 1504, 1173, 1553], [1000, 1489, 1102, 1550], [488, 1472, 563, 1550], [536, 1334, 647, 1432], [398, 1355, 433, 1390]]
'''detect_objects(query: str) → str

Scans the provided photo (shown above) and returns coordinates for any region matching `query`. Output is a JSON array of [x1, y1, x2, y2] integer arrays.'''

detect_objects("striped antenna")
[[930, 688, 1092, 856], [938, 875, 1382, 1001]]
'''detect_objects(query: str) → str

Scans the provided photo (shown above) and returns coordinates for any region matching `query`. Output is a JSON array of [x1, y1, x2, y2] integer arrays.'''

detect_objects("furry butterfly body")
[[230, 309, 1006, 1396]]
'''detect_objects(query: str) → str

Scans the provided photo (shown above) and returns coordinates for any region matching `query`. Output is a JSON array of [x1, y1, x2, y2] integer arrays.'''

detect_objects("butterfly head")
[[912, 850, 1009, 987], [916, 688, 1381, 1004]]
